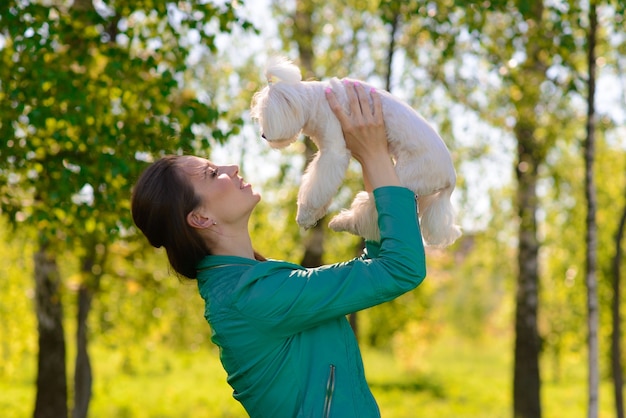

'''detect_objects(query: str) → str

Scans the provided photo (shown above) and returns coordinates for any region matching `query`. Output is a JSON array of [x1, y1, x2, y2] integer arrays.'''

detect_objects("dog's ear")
[[261, 84, 306, 142], [265, 57, 302, 84], [250, 88, 266, 122]]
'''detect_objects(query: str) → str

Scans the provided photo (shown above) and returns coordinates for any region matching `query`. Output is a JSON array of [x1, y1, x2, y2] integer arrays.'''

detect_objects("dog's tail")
[[265, 56, 302, 84], [418, 185, 462, 247]]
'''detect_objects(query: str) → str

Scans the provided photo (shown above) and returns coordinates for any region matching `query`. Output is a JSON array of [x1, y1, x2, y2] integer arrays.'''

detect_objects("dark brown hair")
[[131, 155, 208, 279]]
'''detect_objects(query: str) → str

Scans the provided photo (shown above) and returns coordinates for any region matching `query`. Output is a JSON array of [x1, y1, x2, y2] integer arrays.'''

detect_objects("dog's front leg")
[[296, 144, 350, 229]]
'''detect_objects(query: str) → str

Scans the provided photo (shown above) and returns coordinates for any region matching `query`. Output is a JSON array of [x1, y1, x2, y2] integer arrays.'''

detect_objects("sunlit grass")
[[0, 363, 35, 418], [0, 332, 618, 417], [89, 344, 247, 417], [369, 332, 615, 418], [366, 333, 510, 418]]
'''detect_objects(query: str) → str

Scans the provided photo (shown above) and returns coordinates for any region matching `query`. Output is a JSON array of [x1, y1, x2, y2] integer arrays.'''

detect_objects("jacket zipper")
[[323, 364, 336, 418]]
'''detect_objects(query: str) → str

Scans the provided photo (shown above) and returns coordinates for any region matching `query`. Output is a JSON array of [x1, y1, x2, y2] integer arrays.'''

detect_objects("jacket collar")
[[197, 255, 259, 272]]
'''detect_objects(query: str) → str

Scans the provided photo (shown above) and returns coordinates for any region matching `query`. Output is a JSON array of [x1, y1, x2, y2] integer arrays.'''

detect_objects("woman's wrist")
[[360, 154, 400, 190]]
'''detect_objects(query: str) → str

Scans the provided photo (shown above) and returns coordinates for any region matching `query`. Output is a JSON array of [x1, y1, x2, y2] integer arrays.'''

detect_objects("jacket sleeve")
[[233, 186, 426, 336]]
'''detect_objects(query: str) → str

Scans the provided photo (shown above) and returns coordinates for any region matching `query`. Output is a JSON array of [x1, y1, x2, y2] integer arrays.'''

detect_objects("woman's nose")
[[225, 165, 239, 177]]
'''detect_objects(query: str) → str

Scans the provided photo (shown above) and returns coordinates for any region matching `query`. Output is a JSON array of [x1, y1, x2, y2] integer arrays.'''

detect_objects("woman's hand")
[[325, 81, 400, 191]]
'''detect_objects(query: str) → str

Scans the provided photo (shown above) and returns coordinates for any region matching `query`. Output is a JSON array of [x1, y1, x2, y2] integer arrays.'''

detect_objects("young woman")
[[131, 82, 427, 417]]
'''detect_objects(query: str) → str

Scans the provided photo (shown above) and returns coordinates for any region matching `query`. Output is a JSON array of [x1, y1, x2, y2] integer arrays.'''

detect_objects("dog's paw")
[[296, 206, 325, 229], [329, 208, 380, 241], [296, 216, 317, 229], [328, 214, 352, 233]]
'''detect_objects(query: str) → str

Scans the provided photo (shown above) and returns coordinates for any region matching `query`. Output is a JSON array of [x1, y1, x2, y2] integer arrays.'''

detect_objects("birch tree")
[[584, 2, 599, 416]]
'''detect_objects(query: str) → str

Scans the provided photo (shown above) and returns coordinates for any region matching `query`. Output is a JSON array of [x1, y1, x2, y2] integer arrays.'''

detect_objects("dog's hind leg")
[[328, 191, 380, 241], [417, 186, 462, 247]]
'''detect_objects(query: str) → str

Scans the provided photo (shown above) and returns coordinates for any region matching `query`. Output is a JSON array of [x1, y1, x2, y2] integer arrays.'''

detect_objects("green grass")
[[366, 334, 511, 418], [0, 366, 36, 418], [369, 333, 616, 418], [89, 345, 248, 418], [0, 334, 618, 417]]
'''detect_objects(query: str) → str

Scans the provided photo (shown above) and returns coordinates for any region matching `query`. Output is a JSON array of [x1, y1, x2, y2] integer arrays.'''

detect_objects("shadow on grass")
[[369, 377, 446, 399]]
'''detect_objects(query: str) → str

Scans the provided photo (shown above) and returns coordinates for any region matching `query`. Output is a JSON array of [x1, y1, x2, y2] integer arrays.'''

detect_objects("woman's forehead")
[[179, 156, 213, 176]]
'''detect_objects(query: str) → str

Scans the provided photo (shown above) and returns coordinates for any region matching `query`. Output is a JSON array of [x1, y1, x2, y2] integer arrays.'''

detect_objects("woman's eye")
[[204, 167, 218, 179]]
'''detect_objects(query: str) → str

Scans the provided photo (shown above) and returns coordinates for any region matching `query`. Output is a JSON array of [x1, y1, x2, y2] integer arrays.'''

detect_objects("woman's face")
[[179, 156, 261, 226]]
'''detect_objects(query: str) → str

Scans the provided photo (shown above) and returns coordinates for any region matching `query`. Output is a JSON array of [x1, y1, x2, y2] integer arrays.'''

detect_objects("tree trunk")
[[73, 284, 93, 418], [584, 3, 599, 418], [384, 11, 399, 92], [73, 243, 106, 418], [513, 147, 542, 418], [33, 240, 68, 418], [511, 3, 550, 416], [612, 192, 626, 418]]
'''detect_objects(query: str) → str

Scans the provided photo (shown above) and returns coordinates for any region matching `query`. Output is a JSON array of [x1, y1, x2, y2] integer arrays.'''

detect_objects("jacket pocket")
[[323, 364, 336, 418]]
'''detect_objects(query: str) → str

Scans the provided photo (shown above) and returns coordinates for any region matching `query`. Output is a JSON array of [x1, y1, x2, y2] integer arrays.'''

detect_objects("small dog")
[[250, 57, 461, 247]]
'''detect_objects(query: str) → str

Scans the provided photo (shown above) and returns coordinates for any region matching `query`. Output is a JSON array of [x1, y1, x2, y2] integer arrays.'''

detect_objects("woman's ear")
[[186, 211, 215, 229]]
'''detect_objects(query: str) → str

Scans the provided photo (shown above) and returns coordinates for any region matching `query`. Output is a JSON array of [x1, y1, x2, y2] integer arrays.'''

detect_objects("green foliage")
[[0, 0, 253, 246]]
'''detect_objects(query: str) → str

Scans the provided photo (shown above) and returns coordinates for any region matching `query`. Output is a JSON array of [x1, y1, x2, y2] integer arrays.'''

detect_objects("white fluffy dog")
[[250, 57, 461, 247]]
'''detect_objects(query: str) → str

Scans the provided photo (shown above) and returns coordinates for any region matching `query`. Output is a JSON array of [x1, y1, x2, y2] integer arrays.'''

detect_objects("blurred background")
[[1, 0, 625, 417]]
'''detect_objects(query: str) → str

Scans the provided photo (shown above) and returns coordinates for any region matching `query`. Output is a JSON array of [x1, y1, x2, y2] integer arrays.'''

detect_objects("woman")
[[131, 81, 427, 417]]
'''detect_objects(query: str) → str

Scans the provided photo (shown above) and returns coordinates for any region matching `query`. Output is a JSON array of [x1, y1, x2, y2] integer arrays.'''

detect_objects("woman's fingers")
[[350, 81, 381, 123], [355, 83, 371, 116], [343, 80, 358, 114], [343, 80, 369, 119], [371, 87, 382, 118], [325, 80, 384, 134], [325, 86, 349, 125]]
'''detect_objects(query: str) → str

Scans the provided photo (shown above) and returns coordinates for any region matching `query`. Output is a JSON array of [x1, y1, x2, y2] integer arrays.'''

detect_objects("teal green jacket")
[[196, 186, 426, 418]]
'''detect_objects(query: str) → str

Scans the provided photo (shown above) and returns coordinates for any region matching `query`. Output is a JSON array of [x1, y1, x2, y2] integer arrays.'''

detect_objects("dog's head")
[[250, 58, 307, 149]]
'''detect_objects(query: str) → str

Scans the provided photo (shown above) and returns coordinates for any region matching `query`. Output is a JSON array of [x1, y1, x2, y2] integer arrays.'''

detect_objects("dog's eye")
[[261, 133, 266, 139]]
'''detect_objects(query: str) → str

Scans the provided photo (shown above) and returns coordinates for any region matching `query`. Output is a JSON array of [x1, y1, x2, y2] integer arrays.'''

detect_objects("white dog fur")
[[250, 57, 461, 247]]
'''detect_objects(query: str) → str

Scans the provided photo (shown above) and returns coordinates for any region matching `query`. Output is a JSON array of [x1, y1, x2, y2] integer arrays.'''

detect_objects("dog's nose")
[[261, 133, 266, 139]]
